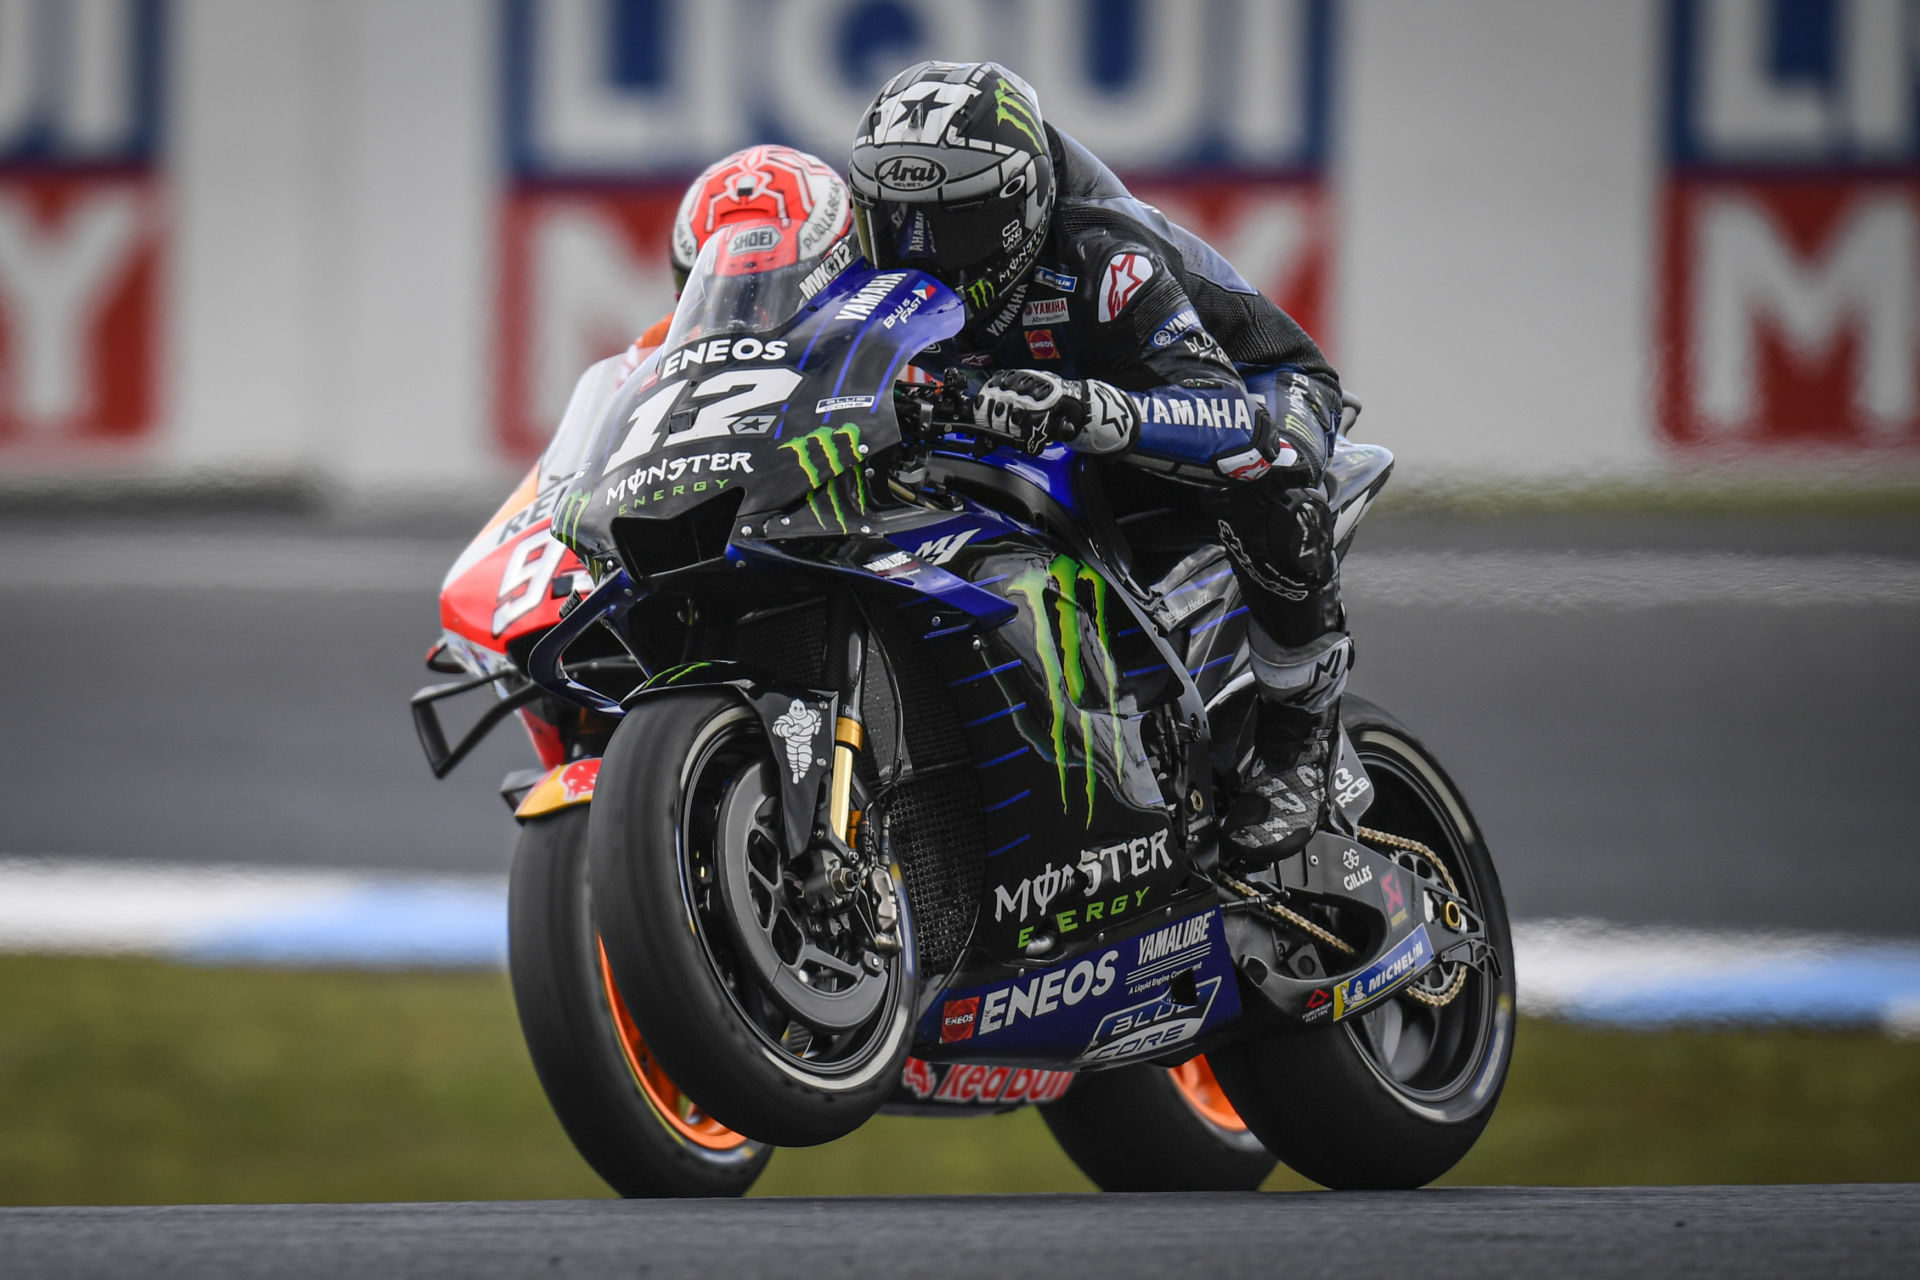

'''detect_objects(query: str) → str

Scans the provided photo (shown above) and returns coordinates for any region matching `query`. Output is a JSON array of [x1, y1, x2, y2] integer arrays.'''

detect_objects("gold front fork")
[[828, 715, 864, 842]]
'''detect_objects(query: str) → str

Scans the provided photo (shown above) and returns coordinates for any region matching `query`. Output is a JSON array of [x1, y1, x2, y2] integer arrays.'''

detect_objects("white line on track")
[[0, 533, 1915, 609]]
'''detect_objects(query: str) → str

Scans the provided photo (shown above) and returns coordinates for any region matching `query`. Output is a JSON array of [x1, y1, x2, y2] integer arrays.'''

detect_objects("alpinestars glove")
[[969, 369, 1141, 456]]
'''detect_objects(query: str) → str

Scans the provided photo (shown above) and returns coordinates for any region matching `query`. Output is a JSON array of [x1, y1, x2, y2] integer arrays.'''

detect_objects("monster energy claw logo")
[[554, 490, 591, 551], [994, 80, 1041, 150], [963, 277, 997, 310], [780, 425, 869, 532], [1009, 554, 1122, 826]]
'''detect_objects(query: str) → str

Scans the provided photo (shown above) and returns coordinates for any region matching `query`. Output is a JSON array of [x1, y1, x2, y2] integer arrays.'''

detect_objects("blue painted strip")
[[950, 660, 1021, 687], [972, 573, 1010, 588], [983, 789, 1031, 813], [984, 834, 1032, 858], [1122, 664, 1162, 678], [925, 624, 971, 640], [1558, 950, 1920, 1029], [977, 746, 1031, 768], [1188, 654, 1235, 676], [181, 883, 508, 969], [964, 703, 1025, 727], [1190, 605, 1249, 636], [1115, 626, 1141, 638], [1166, 568, 1233, 596]]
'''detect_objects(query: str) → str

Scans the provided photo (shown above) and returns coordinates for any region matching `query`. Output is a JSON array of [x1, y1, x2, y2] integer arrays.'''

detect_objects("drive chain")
[[1213, 829, 1473, 1008], [1212, 868, 1358, 958], [1357, 826, 1469, 1008]]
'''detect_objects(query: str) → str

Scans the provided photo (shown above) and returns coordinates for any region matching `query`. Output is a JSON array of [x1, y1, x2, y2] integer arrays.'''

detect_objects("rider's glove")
[[970, 369, 1141, 456], [1254, 372, 1341, 486]]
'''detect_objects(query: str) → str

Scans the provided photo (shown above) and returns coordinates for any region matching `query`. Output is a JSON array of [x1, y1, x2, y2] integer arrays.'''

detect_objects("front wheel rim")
[[675, 709, 909, 1081]]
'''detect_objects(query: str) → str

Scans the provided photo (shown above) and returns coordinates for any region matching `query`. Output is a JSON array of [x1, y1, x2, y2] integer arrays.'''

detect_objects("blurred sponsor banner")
[[0, 0, 164, 456], [495, 0, 1333, 460], [1661, 0, 1920, 454]]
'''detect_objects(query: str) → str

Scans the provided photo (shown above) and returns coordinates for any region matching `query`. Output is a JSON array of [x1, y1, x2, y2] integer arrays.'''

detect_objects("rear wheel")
[[590, 691, 915, 1147], [1040, 1056, 1275, 1191], [1211, 696, 1517, 1189], [507, 806, 771, 1197]]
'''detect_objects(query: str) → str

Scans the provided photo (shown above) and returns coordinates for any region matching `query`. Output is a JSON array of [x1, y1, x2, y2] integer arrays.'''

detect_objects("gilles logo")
[[1008, 554, 1122, 825], [779, 425, 869, 532]]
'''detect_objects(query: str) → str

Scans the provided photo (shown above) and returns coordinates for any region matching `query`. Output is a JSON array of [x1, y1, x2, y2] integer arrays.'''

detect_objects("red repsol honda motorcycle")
[[414, 229, 1513, 1196]]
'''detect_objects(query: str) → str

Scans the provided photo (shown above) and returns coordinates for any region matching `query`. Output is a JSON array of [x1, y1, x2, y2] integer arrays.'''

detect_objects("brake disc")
[[710, 759, 888, 1033]]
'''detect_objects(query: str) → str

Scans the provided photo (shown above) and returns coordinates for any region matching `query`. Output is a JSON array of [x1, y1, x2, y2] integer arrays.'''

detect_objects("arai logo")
[[876, 155, 947, 192]]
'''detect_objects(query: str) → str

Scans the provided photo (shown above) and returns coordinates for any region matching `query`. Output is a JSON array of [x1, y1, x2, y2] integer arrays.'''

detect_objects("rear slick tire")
[[1040, 1056, 1275, 1192], [1210, 696, 1518, 1190], [507, 806, 771, 1197], [589, 691, 914, 1147]]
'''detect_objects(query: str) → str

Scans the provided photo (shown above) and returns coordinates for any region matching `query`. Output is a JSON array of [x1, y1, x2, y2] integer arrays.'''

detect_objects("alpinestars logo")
[[1008, 554, 1122, 825], [780, 425, 869, 532], [1099, 253, 1154, 323]]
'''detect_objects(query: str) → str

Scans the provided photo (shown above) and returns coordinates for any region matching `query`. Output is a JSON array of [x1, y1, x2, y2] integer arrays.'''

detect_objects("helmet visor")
[[853, 194, 1020, 287]]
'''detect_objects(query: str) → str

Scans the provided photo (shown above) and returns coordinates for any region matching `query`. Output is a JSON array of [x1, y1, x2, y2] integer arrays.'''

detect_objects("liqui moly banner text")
[[1660, 0, 1920, 454], [0, 0, 164, 456], [496, 0, 1335, 459]]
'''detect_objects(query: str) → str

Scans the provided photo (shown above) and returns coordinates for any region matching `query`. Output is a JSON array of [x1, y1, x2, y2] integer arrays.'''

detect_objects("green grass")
[[1, 955, 1915, 1205]]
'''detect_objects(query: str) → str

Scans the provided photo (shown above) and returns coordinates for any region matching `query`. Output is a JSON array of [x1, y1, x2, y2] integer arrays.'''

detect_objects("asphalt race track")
[[1, 1186, 1915, 1279], [2, 511, 1915, 935]]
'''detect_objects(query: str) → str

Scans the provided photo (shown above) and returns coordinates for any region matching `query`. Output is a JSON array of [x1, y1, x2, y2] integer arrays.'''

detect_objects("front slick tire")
[[1211, 696, 1518, 1190], [507, 807, 770, 1197], [589, 691, 913, 1148], [1040, 1056, 1275, 1192]]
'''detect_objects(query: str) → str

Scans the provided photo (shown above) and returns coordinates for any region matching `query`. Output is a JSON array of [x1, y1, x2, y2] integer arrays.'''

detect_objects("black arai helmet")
[[847, 61, 1055, 322]]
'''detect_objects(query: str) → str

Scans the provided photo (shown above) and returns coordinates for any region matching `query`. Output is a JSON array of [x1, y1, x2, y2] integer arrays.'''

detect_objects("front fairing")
[[551, 265, 963, 559]]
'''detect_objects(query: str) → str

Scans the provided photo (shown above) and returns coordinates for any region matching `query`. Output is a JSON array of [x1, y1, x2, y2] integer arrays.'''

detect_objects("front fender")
[[625, 669, 839, 859], [514, 758, 602, 820]]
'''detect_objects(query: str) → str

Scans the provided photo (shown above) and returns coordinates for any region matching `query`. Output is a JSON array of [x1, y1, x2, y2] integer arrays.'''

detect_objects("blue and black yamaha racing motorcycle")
[[510, 228, 1515, 1194]]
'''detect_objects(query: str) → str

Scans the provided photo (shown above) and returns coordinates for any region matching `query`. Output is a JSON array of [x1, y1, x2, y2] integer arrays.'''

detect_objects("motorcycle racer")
[[848, 61, 1348, 859], [619, 144, 856, 377]]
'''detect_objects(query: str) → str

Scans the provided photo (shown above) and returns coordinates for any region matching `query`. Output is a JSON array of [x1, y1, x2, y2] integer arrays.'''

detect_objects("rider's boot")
[[1224, 627, 1351, 862]]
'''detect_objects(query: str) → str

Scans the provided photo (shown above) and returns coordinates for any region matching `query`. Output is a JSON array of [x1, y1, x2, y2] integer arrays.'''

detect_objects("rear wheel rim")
[[596, 939, 751, 1152], [1342, 729, 1513, 1120], [1167, 1056, 1249, 1132]]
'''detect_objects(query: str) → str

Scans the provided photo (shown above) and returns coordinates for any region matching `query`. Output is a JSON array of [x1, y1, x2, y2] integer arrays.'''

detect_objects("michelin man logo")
[[770, 698, 821, 784]]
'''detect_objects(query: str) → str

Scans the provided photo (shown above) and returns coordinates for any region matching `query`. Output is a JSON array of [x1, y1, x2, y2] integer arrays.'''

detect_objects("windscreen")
[[663, 222, 820, 352]]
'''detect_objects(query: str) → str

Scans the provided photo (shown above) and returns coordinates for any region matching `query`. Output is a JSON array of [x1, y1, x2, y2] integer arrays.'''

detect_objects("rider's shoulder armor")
[[1041, 128, 1337, 391]]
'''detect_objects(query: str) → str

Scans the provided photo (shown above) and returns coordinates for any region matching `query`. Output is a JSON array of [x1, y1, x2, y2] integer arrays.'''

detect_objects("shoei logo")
[[727, 225, 780, 254], [1008, 555, 1122, 826], [875, 155, 946, 192]]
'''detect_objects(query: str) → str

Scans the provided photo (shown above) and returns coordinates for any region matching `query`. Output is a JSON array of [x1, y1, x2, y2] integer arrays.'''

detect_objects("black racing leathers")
[[921, 126, 1345, 654]]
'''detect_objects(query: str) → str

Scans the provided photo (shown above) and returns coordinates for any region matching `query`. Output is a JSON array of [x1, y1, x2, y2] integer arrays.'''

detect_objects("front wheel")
[[1211, 696, 1517, 1189], [589, 691, 915, 1147], [1040, 1056, 1276, 1191], [506, 806, 771, 1197]]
